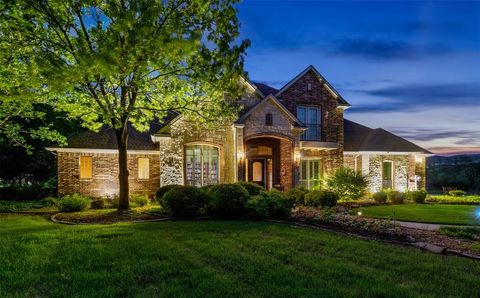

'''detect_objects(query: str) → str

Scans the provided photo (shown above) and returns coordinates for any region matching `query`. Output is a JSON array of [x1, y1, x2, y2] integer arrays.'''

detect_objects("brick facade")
[[57, 152, 160, 198]]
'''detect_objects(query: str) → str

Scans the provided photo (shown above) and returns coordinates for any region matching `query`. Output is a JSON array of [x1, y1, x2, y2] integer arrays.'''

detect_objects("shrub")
[[326, 167, 368, 201], [162, 186, 207, 217], [155, 185, 180, 202], [246, 190, 294, 218], [130, 194, 149, 207], [0, 180, 56, 201], [373, 191, 388, 203], [90, 198, 106, 209], [406, 190, 427, 204], [208, 184, 249, 218], [234, 181, 265, 196], [448, 190, 466, 197], [304, 190, 339, 208], [286, 187, 309, 205], [57, 194, 91, 212], [387, 191, 405, 204]]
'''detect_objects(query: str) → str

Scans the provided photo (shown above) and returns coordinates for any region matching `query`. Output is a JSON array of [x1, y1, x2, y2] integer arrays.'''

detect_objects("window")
[[382, 161, 393, 189], [185, 145, 219, 186], [265, 113, 273, 126], [299, 159, 322, 190], [79, 156, 93, 179], [138, 157, 150, 179], [297, 106, 321, 140]]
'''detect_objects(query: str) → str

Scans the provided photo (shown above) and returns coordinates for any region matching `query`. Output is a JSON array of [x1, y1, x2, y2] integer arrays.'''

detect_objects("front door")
[[248, 159, 266, 188]]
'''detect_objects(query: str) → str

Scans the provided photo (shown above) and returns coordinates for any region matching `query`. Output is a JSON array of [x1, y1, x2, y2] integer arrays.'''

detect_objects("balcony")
[[300, 124, 322, 141]]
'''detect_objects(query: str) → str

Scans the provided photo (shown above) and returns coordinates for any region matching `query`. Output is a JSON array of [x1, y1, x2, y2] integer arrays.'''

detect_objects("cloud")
[[390, 128, 480, 143], [328, 38, 451, 60], [427, 146, 480, 156], [347, 82, 480, 112]]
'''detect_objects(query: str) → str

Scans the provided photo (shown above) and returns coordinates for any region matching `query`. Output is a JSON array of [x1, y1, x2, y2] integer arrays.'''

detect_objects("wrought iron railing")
[[300, 124, 322, 141]]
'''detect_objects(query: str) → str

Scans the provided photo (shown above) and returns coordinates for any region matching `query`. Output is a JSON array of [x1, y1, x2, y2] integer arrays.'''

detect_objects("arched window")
[[185, 145, 219, 186], [265, 113, 273, 126]]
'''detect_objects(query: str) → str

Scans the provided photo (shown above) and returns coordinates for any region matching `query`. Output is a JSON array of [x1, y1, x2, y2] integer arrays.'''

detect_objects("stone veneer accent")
[[57, 152, 160, 198], [158, 117, 236, 186], [279, 138, 294, 190], [343, 153, 425, 193]]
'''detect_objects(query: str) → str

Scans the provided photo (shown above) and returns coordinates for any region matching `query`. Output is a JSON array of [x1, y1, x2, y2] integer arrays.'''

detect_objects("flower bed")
[[291, 206, 406, 241]]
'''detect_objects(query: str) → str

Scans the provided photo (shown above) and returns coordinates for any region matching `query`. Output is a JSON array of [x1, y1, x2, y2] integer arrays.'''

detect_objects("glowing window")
[[138, 157, 150, 179], [185, 145, 219, 186], [252, 162, 263, 182], [79, 156, 93, 179]]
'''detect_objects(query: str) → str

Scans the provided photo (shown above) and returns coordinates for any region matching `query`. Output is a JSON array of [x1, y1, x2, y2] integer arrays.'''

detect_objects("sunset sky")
[[237, 1, 480, 155]]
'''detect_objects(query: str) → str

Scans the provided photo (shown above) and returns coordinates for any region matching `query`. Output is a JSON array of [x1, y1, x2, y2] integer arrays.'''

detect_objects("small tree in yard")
[[0, 0, 248, 210], [326, 167, 368, 201]]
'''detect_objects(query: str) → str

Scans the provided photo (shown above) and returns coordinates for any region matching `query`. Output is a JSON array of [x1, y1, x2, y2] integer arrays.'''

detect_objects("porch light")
[[415, 155, 423, 163], [294, 151, 301, 162], [237, 151, 245, 160]]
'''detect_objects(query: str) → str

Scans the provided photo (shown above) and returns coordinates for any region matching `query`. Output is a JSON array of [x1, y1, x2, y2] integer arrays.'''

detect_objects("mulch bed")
[[52, 210, 167, 224]]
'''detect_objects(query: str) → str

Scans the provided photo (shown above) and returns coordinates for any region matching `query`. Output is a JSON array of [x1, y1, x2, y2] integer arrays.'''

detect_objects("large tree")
[[0, 0, 248, 210]]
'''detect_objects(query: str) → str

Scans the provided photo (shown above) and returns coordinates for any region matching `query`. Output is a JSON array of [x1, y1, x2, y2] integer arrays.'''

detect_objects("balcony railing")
[[300, 124, 322, 141]]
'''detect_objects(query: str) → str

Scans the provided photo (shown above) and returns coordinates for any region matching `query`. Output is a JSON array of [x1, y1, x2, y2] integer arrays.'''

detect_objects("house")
[[47, 65, 431, 198]]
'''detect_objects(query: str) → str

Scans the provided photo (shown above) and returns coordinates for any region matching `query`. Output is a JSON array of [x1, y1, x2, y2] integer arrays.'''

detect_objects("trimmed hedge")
[[234, 181, 265, 196], [406, 190, 427, 204], [247, 190, 294, 218], [57, 194, 91, 212], [304, 190, 339, 208], [162, 186, 207, 216], [130, 194, 149, 207], [387, 191, 405, 204], [448, 190, 466, 197], [208, 183, 249, 218], [156, 185, 180, 202], [373, 191, 388, 203], [286, 187, 309, 205]]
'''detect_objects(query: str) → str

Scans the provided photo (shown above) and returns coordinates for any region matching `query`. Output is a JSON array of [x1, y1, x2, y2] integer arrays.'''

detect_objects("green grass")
[[1, 215, 480, 297], [357, 204, 480, 225]]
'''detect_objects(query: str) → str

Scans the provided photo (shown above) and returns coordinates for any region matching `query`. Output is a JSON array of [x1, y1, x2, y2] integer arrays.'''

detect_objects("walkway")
[[395, 220, 478, 231]]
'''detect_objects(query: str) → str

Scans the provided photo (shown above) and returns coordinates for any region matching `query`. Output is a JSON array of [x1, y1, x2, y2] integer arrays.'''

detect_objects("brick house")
[[47, 65, 431, 198]]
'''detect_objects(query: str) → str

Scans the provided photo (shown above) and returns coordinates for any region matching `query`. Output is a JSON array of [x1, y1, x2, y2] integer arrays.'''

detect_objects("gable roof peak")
[[275, 65, 350, 107]]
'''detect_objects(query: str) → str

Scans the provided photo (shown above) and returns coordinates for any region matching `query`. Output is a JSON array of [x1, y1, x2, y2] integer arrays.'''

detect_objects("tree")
[[0, 0, 249, 210]]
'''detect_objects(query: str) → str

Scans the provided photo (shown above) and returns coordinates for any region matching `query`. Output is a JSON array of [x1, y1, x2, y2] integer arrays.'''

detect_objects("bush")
[[246, 190, 294, 218], [130, 194, 149, 207], [0, 180, 56, 201], [90, 198, 106, 209], [208, 184, 249, 218], [57, 194, 91, 212], [286, 187, 309, 205], [326, 167, 368, 201], [448, 190, 466, 197], [162, 186, 207, 217], [373, 191, 388, 203], [387, 191, 405, 204], [234, 181, 265, 196], [156, 185, 180, 202], [406, 190, 427, 204], [304, 190, 339, 208]]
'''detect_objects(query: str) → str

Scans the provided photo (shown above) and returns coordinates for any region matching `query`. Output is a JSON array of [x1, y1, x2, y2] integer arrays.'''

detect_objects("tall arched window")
[[265, 113, 273, 126], [185, 145, 219, 186]]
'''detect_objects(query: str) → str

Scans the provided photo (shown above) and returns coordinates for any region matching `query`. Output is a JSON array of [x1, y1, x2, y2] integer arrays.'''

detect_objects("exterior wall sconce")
[[237, 151, 245, 161], [415, 155, 423, 163], [294, 151, 301, 162]]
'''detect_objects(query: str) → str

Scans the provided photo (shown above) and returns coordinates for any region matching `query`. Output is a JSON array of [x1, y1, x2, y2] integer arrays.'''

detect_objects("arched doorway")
[[245, 138, 278, 190]]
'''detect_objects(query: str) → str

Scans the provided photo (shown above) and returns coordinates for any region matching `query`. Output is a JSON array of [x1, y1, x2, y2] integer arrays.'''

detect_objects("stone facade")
[[57, 152, 160, 198], [343, 153, 426, 193], [158, 117, 236, 186]]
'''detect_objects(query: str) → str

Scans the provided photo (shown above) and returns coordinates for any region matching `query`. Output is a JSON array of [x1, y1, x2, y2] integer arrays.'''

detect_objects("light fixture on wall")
[[237, 151, 245, 161], [294, 150, 301, 162], [415, 155, 423, 163]]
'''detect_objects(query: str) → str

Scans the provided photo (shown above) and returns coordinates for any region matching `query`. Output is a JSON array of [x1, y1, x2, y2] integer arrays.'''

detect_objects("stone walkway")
[[395, 220, 477, 231]]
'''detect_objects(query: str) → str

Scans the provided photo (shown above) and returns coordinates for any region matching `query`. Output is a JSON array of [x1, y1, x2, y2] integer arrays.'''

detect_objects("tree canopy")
[[0, 0, 249, 209]]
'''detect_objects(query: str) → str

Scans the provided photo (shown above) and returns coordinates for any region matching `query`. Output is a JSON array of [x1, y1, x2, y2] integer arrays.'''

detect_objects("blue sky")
[[236, 0, 480, 155]]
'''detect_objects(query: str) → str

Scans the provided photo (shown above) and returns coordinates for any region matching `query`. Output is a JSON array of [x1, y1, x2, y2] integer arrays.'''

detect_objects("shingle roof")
[[65, 122, 162, 150], [251, 81, 279, 96], [344, 119, 431, 154]]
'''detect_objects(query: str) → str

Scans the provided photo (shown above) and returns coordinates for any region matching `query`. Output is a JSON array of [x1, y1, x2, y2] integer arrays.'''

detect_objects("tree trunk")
[[115, 126, 129, 211]]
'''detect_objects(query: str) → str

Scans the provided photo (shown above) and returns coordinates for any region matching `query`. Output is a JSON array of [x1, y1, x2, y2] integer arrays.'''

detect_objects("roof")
[[62, 121, 164, 150], [251, 81, 279, 96], [344, 119, 432, 154]]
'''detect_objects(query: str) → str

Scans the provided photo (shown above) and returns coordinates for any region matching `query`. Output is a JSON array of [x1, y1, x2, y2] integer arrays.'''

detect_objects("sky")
[[236, 0, 480, 155]]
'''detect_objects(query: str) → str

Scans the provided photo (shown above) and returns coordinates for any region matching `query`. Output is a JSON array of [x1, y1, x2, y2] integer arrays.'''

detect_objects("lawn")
[[357, 204, 480, 226], [1, 215, 480, 297]]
